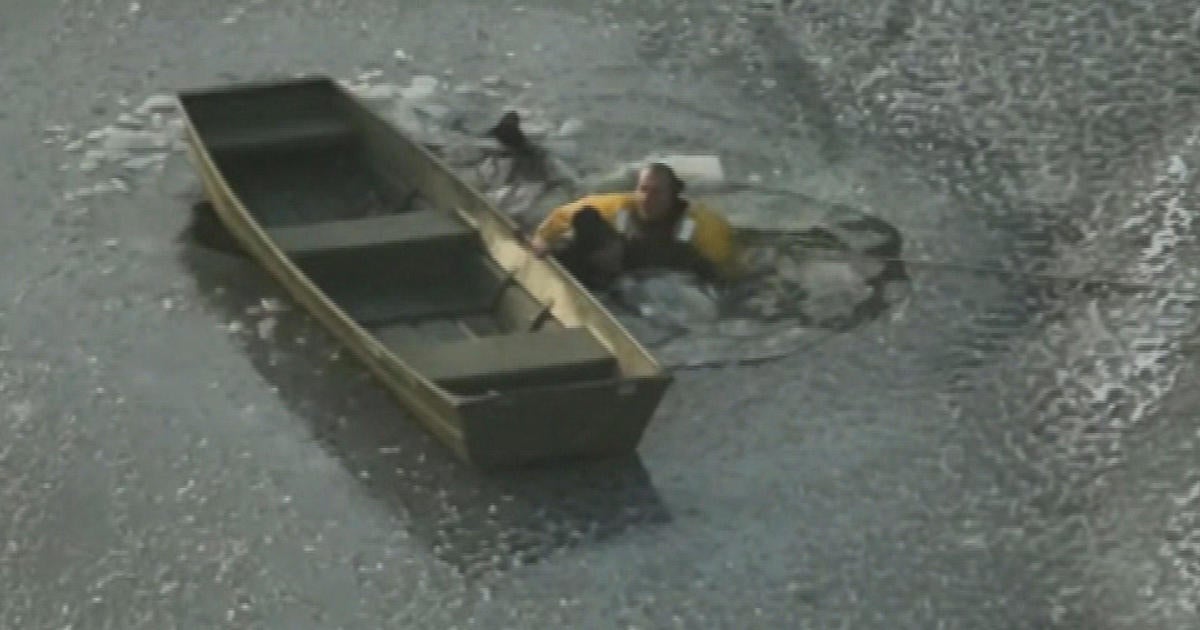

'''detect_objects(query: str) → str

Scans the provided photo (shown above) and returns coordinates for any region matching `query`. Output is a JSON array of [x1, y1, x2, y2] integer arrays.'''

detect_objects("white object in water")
[[257, 317, 278, 341], [102, 127, 165, 153], [556, 117, 584, 138], [644, 153, 725, 185], [123, 154, 167, 171], [400, 75, 439, 102], [351, 83, 400, 104], [799, 261, 871, 322], [1168, 155, 1188, 180], [136, 94, 178, 114]]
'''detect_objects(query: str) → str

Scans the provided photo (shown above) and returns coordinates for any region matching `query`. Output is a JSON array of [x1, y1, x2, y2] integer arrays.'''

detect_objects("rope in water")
[[792, 246, 1200, 297], [456, 147, 1200, 298], [717, 182, 1200, 297]]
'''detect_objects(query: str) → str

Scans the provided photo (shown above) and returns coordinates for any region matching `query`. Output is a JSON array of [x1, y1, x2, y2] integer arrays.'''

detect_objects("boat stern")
[[455, 375, 672, 470]]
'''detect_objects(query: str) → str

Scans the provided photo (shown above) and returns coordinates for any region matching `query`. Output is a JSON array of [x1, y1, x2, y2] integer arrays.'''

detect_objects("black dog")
[[555, 206, 625, 290]]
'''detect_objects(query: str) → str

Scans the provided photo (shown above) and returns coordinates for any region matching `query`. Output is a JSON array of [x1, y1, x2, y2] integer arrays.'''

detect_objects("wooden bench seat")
[[375, 326, 618, 394], [266, 208, 497, 325], [267, 208, 474, 257], [208, 119, 355, 157]]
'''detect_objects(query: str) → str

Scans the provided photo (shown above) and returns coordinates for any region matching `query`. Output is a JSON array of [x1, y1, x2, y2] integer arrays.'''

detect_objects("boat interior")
[[181, 79, 620, 396]]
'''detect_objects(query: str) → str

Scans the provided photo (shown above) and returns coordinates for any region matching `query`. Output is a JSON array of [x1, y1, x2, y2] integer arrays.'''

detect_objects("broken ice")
[[136, 95, 176, 114], [257, 318, 277, 341], [400, 75, 439, 102]]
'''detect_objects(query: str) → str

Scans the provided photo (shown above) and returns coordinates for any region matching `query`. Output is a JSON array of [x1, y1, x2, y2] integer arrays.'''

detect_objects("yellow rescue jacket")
[[534, 192, 740, 280]]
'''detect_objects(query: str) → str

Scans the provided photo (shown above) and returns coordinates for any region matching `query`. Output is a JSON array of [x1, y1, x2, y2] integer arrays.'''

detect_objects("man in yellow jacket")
[[529, 162, 740, 287]]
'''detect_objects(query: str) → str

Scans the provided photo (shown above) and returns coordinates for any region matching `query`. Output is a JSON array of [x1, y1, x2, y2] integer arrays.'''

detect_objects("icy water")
[[8, 0, 1200, 627]]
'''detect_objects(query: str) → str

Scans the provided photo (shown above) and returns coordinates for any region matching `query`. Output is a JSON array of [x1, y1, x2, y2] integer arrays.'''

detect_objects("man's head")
[[635, 162, 685, 222]]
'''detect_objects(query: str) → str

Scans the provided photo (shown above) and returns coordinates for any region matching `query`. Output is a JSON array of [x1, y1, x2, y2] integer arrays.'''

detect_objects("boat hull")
[[176, 76, 671, 469]]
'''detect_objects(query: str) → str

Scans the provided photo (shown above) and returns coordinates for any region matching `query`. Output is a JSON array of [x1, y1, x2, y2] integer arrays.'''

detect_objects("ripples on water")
[[589, 0, 1200, 623], [748, 0, 1200, 624]]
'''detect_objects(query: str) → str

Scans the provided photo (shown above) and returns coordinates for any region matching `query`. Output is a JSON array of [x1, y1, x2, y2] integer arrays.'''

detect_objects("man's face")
[[635, 169, 674, 221]]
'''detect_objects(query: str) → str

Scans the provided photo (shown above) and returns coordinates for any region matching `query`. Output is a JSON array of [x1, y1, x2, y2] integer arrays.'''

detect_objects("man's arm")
[[530, 194, 629, 257], [688, 204, 742, 281], [529, 201, 584, 256]]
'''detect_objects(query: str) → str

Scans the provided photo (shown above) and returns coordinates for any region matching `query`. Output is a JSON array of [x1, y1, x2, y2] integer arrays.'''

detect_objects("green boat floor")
[[218, 141, 413, 227], [316, 268, 503, 326]]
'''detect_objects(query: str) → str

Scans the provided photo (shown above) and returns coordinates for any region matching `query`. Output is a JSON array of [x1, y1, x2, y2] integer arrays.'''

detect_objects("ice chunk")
[[79, 149, 106, 172], [1168, 155, 1188, 180], [115, 113, 143, 128], [583, 153, 725, 193], [137, 94, 176, 114], [102, 127, 166, 153], [257, 317, 277, 340], [476, 155, 514, 189], [350, 83, 399, 103], [400, 75, 438, 102], [10, 400, 33, 425], [499, 182, 547, 219], [485, 184, 514, 206], [649, 154, 725, 185], [799, 261, 871, 322], [162, 118, 185, 139], [389, 102, 426, 134], [617, 271, 719, 328], [414, 101, 451, 123], [123, 154, 167, 171]]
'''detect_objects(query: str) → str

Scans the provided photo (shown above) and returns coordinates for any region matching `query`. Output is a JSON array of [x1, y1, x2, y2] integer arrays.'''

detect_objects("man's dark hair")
[[644, 162, 685, 196]]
